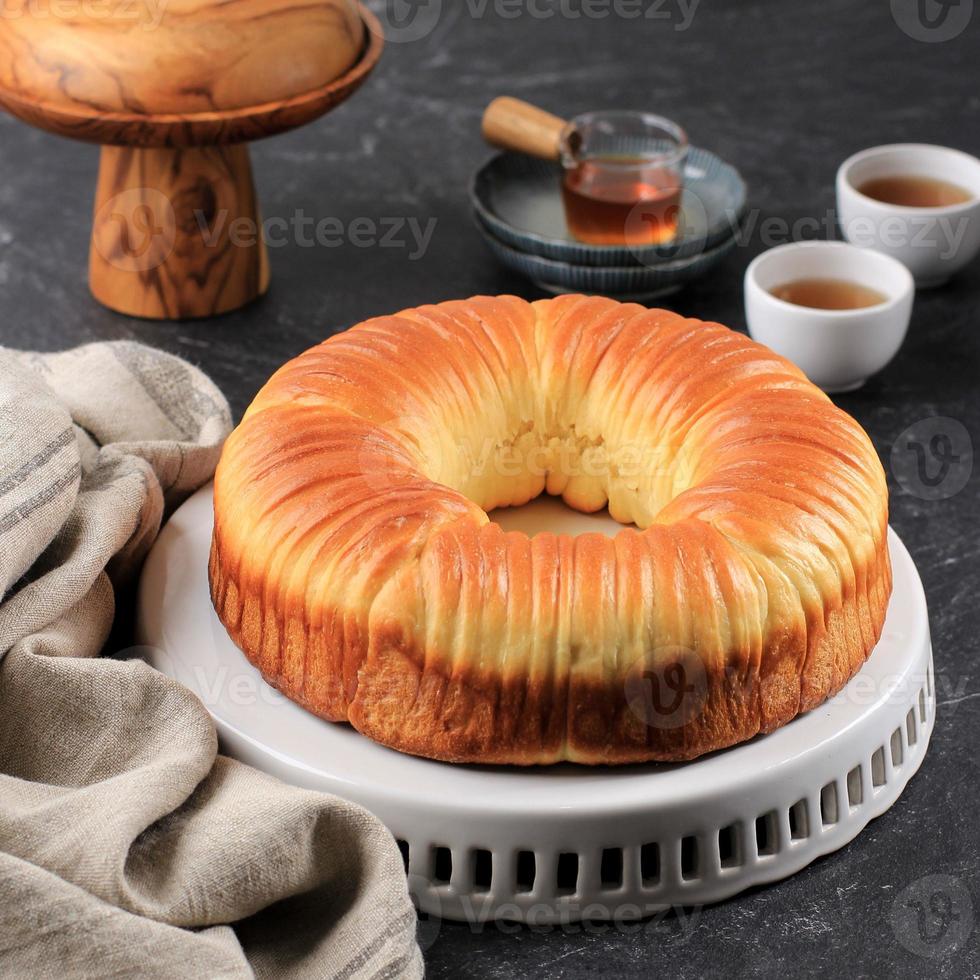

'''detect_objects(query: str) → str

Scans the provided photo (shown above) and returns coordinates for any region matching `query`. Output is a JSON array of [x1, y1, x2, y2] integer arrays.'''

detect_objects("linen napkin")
[[0, 342, 423, 979]]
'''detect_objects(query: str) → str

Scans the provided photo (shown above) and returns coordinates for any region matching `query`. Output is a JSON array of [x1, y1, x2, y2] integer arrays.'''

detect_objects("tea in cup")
[[836, 143, 980, 287], [744, 241, 914, 392], [558, 111, 687, 246], [482, 98, 688, 248]]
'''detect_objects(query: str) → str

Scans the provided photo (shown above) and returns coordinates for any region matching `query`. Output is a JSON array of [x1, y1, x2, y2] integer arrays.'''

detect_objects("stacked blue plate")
[[471, 148, 747, 299]]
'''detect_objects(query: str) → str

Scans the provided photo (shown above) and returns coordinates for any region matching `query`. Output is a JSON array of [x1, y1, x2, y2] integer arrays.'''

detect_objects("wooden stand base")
[[89, 144, 270, 320]]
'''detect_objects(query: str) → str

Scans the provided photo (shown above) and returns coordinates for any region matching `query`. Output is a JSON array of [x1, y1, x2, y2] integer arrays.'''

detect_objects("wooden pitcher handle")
[[482, 97, 569, 161]]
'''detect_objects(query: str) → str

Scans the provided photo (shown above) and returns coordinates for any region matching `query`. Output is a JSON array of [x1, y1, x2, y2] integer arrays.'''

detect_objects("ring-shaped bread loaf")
[[210, 295, 891, 764]]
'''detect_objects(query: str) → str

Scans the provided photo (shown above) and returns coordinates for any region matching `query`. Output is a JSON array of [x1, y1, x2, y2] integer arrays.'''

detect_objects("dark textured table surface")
[[2, 1, 978, 976]]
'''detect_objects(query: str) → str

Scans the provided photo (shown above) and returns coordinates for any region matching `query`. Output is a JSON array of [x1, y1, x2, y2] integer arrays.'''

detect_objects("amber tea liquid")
[[769, 278, 888, 311], [858, 175, 973, 208], [562, 157, 682, 246]]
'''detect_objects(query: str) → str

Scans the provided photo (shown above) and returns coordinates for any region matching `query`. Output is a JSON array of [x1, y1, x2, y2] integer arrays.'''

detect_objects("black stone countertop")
[[1, 1, 977, 976]]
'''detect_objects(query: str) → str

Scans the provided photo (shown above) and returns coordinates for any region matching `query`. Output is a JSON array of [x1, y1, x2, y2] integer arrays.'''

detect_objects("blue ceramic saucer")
[[471, 147, 746, 267], [476, 219, 737, 300]]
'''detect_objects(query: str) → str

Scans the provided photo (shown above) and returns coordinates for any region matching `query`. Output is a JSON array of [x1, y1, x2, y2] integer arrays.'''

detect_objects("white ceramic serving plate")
[[837, 143, 980, 287], [138, 486, 934, 923], [744, 240, 914, 392]]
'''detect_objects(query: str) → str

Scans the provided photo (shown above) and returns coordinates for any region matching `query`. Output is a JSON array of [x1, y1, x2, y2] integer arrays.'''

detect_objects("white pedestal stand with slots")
[[137, 486, 934, 924]]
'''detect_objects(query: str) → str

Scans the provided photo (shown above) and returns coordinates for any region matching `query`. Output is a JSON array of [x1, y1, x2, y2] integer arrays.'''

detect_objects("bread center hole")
[[428, 417, 686, 529], [487, 496, 630, 538]]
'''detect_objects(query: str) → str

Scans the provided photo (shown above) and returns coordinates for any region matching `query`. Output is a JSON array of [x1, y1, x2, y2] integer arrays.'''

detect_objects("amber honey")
[[769, 278, 888, 311], [561, 158, 682, 246], [858, 175, 973, 208]]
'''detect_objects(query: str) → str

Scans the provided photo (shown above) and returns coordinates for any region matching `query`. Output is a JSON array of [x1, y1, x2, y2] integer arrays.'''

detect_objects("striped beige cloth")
[[0, 342, 422, 979]]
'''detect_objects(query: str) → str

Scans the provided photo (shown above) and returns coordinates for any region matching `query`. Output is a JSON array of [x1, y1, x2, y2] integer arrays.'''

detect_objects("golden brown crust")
[[210, 295, 892, 764]]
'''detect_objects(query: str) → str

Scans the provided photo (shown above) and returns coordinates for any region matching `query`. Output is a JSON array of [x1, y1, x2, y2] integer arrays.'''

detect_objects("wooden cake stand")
[[0, 0, 383, 319]]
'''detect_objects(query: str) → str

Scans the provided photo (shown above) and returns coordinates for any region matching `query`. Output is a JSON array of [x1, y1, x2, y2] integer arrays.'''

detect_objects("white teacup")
[[744, 241, 914, 393], [837, 143, 980, 287]]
